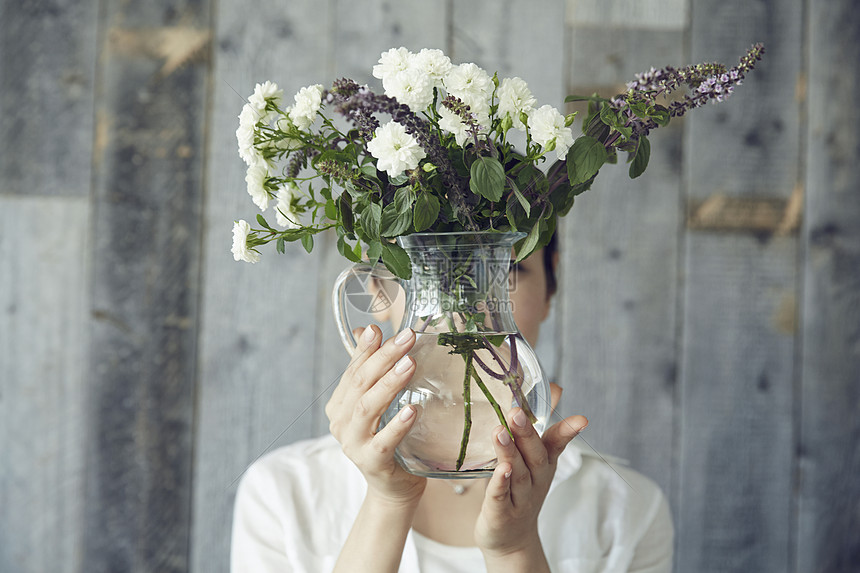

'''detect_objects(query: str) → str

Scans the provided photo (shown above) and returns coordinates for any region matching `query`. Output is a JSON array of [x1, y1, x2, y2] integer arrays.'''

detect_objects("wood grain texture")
[[0, 197, 89, 573], [566, 0, 688, 30], [677, 1, 803, 570], [190, 2, 332, 572], [0, 0, 99, 196], [797, 1, 860, 570], [452, 0, 566, 108], [560, 26, 685, 500], [688, 0, 802, 200], [83, 2, 211, 571], [678, 235, 796, 572]]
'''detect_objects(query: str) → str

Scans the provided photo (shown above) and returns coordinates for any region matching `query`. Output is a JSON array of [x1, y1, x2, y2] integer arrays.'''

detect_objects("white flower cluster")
[[232, 48, 577, 262], [370, 47, 573, 160], [236, 80, 318, 234]]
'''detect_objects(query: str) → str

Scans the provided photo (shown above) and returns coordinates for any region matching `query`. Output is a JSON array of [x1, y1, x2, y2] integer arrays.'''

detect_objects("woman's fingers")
[[350, 328, 415, 393], [352, 354, 415, 434], [508, 408, 550, 474], [329, 327, 413, 416], [366, 405, 418, 462], [492, 425, 531, 503], [542, 415, 588, 465], [484, 461, 513, 506]]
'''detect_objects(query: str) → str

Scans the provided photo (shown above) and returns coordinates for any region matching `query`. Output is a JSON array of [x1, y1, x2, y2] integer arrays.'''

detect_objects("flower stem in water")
[[455, 353, 473, 471]]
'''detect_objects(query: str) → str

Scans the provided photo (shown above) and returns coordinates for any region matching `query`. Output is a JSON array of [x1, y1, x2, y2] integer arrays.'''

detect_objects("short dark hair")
[[543, 232, 558, 297]]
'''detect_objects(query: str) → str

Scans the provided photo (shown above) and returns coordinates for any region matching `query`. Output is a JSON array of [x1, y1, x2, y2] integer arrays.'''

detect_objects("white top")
[[231, 434, 673, 573]]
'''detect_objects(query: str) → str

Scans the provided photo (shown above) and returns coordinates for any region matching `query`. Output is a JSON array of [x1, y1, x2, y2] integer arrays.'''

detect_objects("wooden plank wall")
[[1, 1, 858, 572]]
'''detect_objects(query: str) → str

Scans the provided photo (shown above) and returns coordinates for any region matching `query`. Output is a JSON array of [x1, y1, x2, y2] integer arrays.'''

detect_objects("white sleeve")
[[230, 461, 293, 573], [626, 490, 674, 573]]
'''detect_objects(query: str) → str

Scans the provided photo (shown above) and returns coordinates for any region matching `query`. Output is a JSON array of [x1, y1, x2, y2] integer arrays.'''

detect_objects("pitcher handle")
[[331, 263, 401, 355]]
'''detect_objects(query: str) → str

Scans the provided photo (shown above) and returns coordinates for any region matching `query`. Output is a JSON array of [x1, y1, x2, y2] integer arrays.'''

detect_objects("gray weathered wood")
[[190, 2, 332, 572], [678, 235, 796, 572], [452, 0, 566, 108], [796, 1, 860, 570], [566, 0, 688, 30], [677, 0, 803, 571], [0, 0, 99, 196], [83, 1, 211, 571], [0, 196, 89, 573], [560, 26, 685, 501]]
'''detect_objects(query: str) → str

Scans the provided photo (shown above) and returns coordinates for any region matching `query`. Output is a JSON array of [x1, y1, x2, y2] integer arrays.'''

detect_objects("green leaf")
[[381, 242, 412, 280], [628, 135, 651, 179], [276, 235, 285, 254], [567, 136, 608, 185], [367, 240, 383, 263], [584, 112, 610, 140], [651, 105, 670, 127], [300, 233, 314, 253], [599, 105, 621, 128], [338, 193, 354, 233], [469, 156, 505, 202], [352, 241, 362, 261], [324, 199, 337, 221], [515, 220, 543, 263], [361, 201, 382, 238], [381, 202, 412, 237], [256, 214, 272, 230], [337, 235, 361, 263], [508, 179, 531, 218], [564, 94, 609, 104], [414, 192, 440, 232], [485, 334, 506, 347], [394, 186, 416, 214], [361, 163, 380, 179]]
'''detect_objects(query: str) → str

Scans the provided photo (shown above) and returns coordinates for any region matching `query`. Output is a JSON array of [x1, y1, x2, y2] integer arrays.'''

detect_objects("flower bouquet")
[[231, 45, 764, 476]]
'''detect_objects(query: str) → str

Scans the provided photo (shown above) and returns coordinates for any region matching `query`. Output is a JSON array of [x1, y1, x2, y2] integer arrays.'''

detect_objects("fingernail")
[[504, 469, 512, 479], [361, 326, 375, 345], [497, 430, 511, 446], [399, 405, 415, 422], [513, 410, 528, 428], [394, 328, 413, 345], [394, 355, 412, 374]]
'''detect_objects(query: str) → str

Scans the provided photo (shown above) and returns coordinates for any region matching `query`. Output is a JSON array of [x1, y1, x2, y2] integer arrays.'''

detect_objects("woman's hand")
[[325, 325, 427, 506], [475, 408, 588, 568]]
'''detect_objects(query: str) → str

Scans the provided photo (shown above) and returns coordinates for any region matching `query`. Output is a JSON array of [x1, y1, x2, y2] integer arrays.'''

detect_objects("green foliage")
[[236, 46, 764, 278]]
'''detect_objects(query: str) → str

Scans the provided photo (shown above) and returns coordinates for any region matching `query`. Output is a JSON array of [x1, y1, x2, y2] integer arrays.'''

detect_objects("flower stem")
[[470, 359, 513, 441], [455, 353, 473, 471]]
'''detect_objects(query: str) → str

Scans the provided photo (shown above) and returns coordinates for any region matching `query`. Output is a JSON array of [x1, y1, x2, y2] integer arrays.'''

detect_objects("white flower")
[[413, 48, 452, 86], [528, 104, 574, 160], [288, 84, 324, 131], [438, 106, 472, 147], [248, 80, 283, 114], [372, 47, 413, 86], [231, 220, 260, 263], [366, 121, 426, 178], [275, 183, 301, 228], [498, 77, 536, 130], [444, 63, 492, 106], [384, 67, 433, 112], [237, 104, 264, 166], [245, 164, 270, 210]]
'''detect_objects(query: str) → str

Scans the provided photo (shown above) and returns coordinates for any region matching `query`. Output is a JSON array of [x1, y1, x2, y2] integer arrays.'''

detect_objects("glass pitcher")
[[332, 232, 551, 479]]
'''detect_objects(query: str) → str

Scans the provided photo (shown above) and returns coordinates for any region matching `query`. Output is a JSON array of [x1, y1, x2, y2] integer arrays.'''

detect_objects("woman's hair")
[[543, 231, 558, 298]]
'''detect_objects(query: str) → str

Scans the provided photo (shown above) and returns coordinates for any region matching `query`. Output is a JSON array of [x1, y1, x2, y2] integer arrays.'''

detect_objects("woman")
[[231, 239, 674, 572]]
